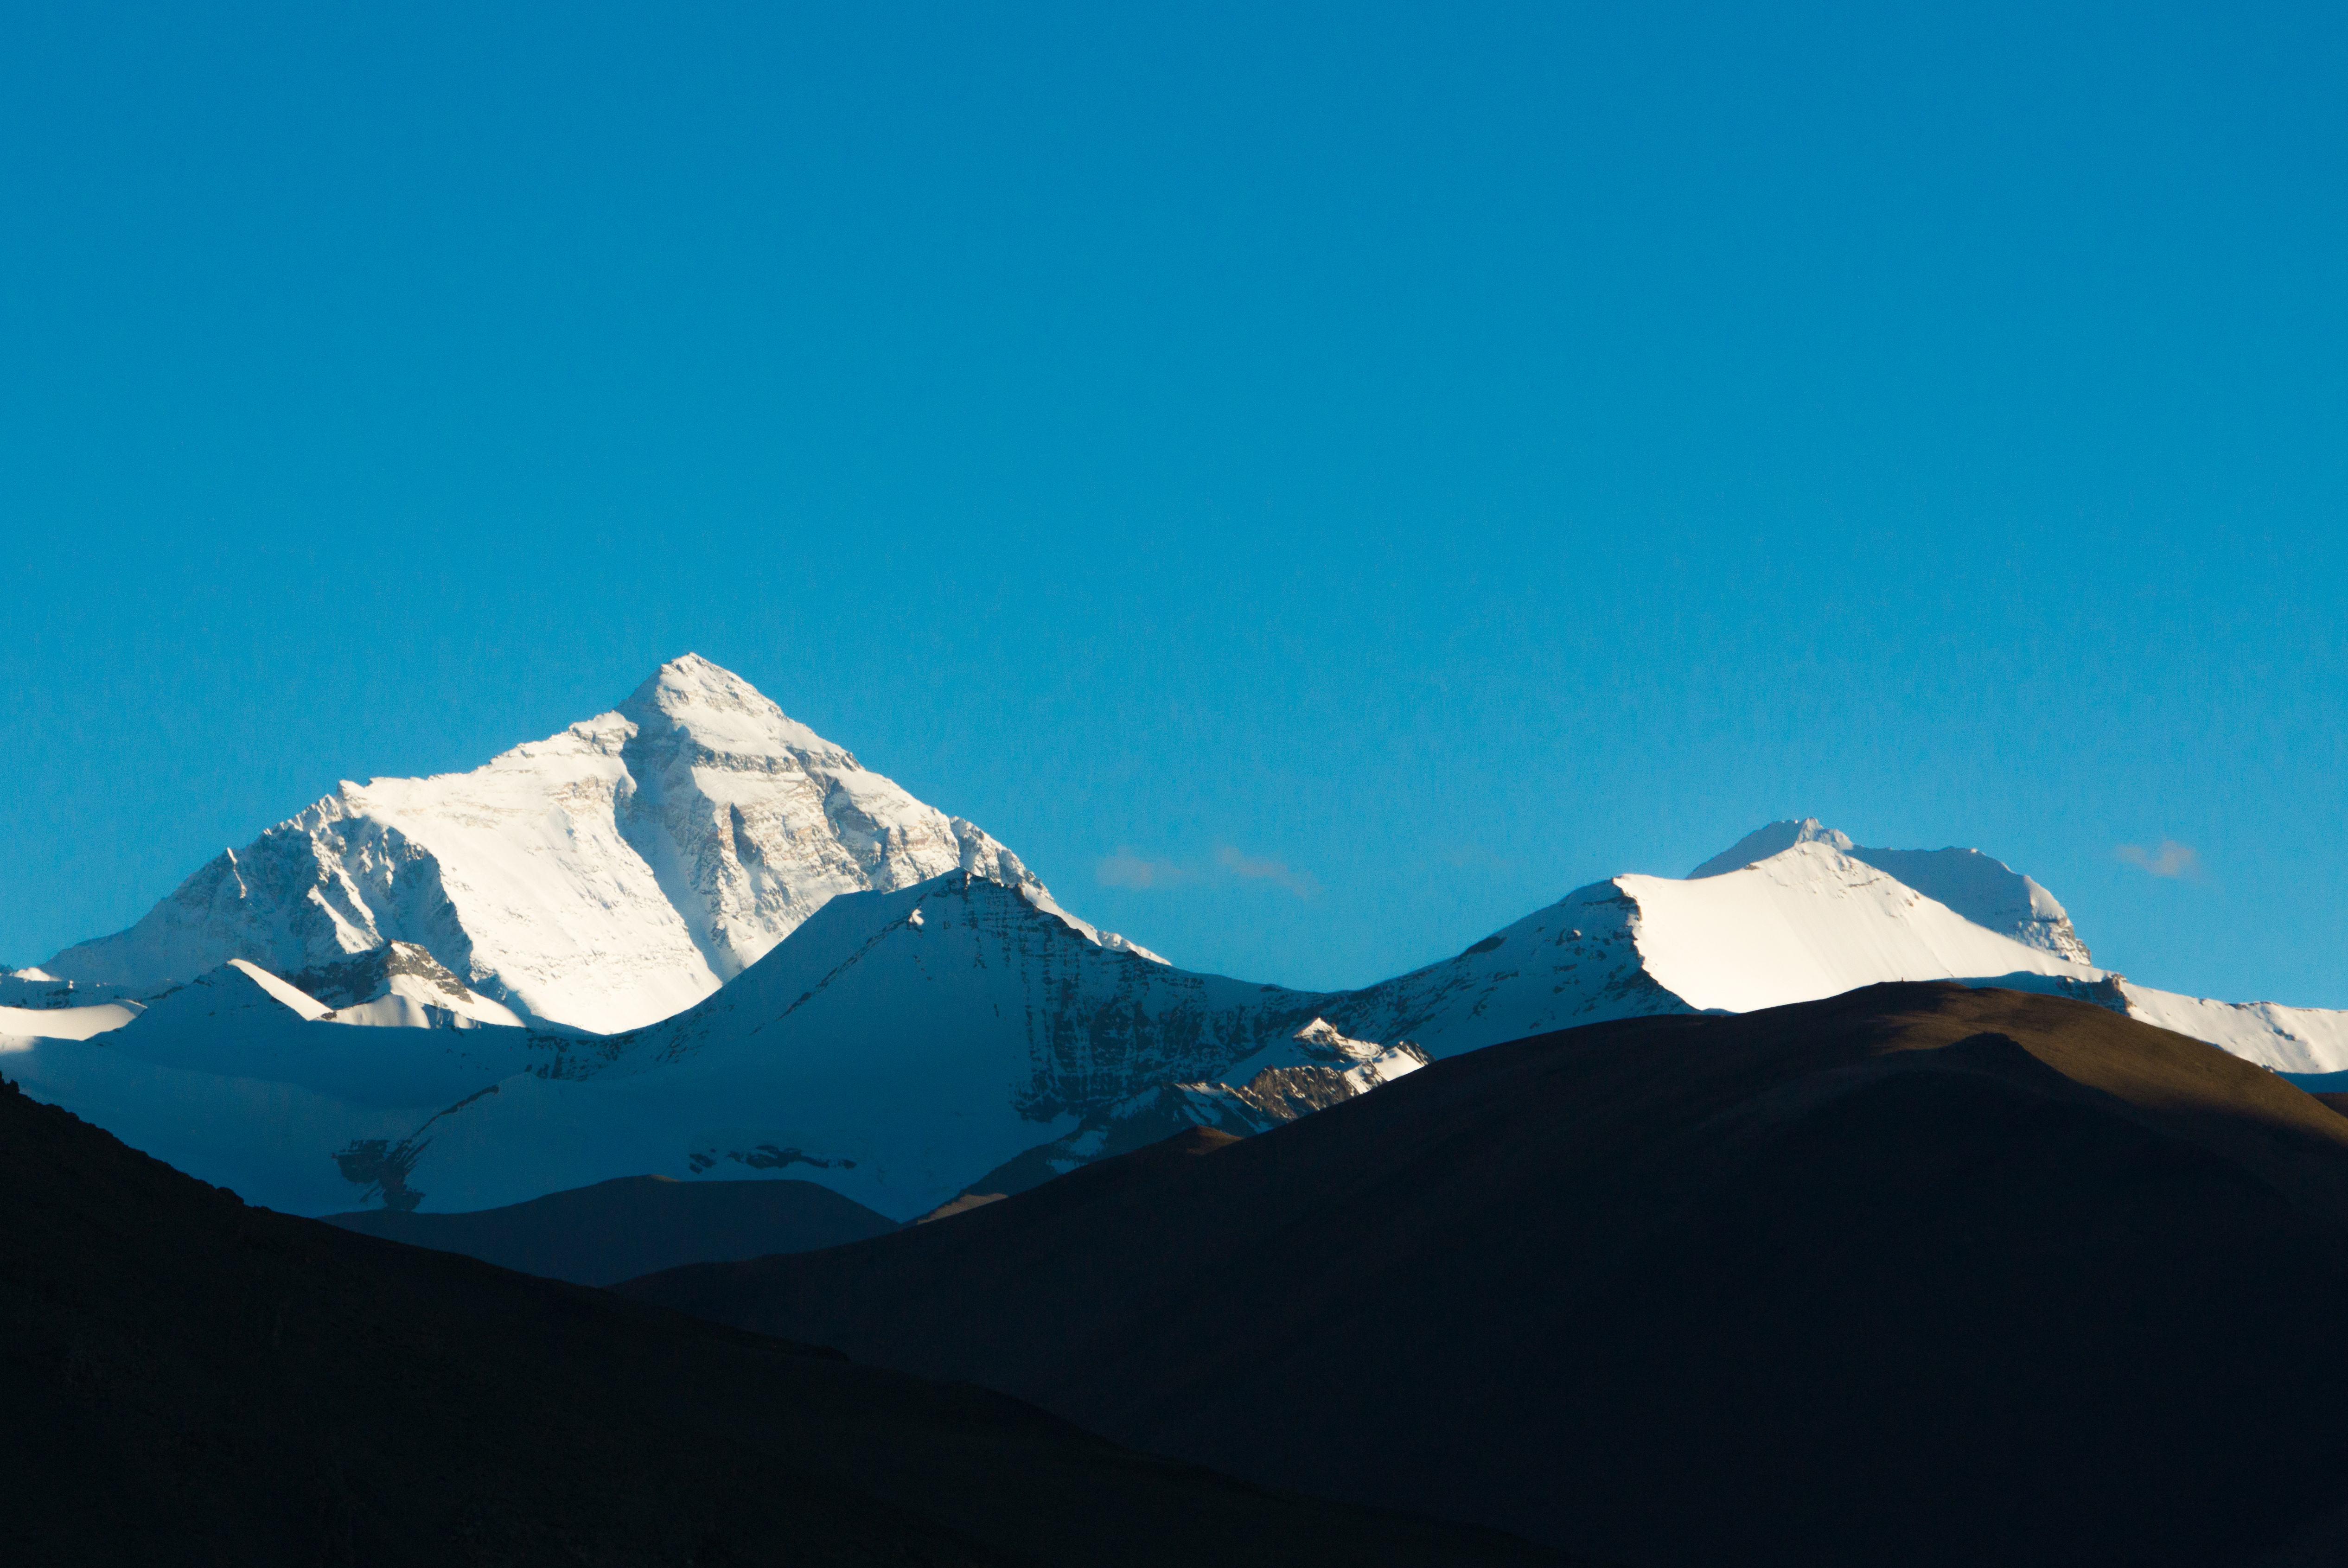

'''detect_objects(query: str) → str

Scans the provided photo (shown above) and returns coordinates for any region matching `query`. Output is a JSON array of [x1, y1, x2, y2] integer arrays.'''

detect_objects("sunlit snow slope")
[[1689, 818, 2091, 962], [1321, 840, 2096, 1054], [8, 874, 1324, 1218], [29, 656, 1148, 1032], [0, 1001, 141, 1040], [1320, 833, 2344, 1072], [12, 800, 2347, 1224], [2116, 984, 2348, 1075], [297, 874, 1325, 1217]]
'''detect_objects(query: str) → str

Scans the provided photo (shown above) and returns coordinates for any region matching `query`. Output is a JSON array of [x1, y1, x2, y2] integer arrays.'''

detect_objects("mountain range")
[[7, 655, 2346, 1227]]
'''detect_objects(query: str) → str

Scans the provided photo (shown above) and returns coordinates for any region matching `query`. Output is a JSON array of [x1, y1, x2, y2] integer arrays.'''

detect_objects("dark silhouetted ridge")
[[625, 983, 2348, 1568], [325, 1173, 897, 1285], [0, 1073, 1570, 1566]]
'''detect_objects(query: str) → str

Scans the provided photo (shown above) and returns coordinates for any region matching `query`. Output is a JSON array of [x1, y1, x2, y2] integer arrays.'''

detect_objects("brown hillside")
[[624, 983, 2348, 1568]]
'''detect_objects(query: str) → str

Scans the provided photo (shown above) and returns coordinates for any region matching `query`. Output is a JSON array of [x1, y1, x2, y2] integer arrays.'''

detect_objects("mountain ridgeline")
[[0, 1073, 1567, 1567], [5, 658, 2348, 1230]]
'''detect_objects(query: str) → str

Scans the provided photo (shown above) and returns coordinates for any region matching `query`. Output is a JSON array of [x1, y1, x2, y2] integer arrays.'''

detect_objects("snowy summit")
[[30, 655, 1150, 1032]]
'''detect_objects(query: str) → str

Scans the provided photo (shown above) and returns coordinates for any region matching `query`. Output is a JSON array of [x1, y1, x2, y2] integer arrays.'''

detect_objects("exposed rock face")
[[288, 941, 526, 1029], [140, 872, 1327, 1217], [1321, 880, 1686, 1053], [609, 658, 1036, 983], [35, 655, 1142, 1032], [957, 1017, 1430, 1200]]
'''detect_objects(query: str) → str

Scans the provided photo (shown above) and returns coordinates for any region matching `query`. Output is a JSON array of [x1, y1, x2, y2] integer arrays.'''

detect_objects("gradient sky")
[[4, 2, 2344, 1004]]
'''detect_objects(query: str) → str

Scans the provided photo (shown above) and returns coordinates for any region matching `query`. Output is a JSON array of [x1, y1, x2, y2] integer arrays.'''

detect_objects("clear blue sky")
[[3, 2, 2343, 1004]]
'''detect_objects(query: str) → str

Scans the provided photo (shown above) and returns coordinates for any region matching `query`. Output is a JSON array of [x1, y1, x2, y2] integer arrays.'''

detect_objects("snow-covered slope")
[[5, 873, 1396, 1219], [2115, 984, 2348, 1075], [1690, 818, 2091, 962], [1321, 840, 2099, 1055], [0, 1030, 453, 1215], [0, 948, 567, 1211], [0, 1001, 141, 1040], [89, 961, 549, 1104], [280, 873, 1324, 1217], [1332, 826, 2348, 1072], [33, 655, 1145, 1032], [0, 968, 132, 1009]]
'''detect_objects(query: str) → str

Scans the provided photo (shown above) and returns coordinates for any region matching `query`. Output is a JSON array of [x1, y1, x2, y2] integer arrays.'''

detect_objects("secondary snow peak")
[[1687, 818, 1855, 877], [1690, 819, 2091, 962]]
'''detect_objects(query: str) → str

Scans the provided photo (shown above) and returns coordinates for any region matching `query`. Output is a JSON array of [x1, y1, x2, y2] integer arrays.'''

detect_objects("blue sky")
[[3, 1, 2344, 1002]]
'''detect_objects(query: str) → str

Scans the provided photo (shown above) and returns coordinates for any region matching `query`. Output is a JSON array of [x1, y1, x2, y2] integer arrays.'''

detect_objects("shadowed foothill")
[[0, 1074, 1575, 1567], [625, 984, 2348, 1568], [325, 1173, 899, 1286]]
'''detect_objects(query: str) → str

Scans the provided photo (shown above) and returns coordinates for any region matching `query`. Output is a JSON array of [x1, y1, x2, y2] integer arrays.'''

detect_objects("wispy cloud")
[[2116, 840, 2202, 880], [1443, 844, 1529, 876], [1096, 850, 1200, 890], [1094, 844, 1322, 899], [1215, 845, 1322, 899]]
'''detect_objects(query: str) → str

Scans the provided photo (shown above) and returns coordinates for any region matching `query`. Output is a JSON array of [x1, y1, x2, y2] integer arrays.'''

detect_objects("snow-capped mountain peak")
[[1316, 832, 2102, 1055], [32, 657, 1146, 1033], [1629, 841, 2087, 1013], [1690, 818, 2090, 962], [1687, 817, 1855, 874], [619, 653, 855, 768]]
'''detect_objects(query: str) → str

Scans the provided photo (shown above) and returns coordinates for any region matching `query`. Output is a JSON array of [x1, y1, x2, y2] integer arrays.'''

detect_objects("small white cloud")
[[2116, 840, 2201, 880], [1215, 845, 1321, 899], [1097, 844, 1322, 899], [1096, 851, 1198, 890]]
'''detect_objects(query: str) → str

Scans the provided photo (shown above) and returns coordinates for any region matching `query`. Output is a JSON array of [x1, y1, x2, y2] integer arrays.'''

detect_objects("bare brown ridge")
[[625, 983, 2348, 1568]]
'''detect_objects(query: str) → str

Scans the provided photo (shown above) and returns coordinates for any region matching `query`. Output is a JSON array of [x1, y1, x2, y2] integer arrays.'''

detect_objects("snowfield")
[[0, 1001, 142, 1040]]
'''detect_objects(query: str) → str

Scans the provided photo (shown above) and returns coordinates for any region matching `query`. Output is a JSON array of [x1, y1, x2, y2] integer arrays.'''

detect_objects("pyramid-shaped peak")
[[1688, 819, 1855, 879], [628, 653, 769, 712], [621, 654, 853, 765]]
